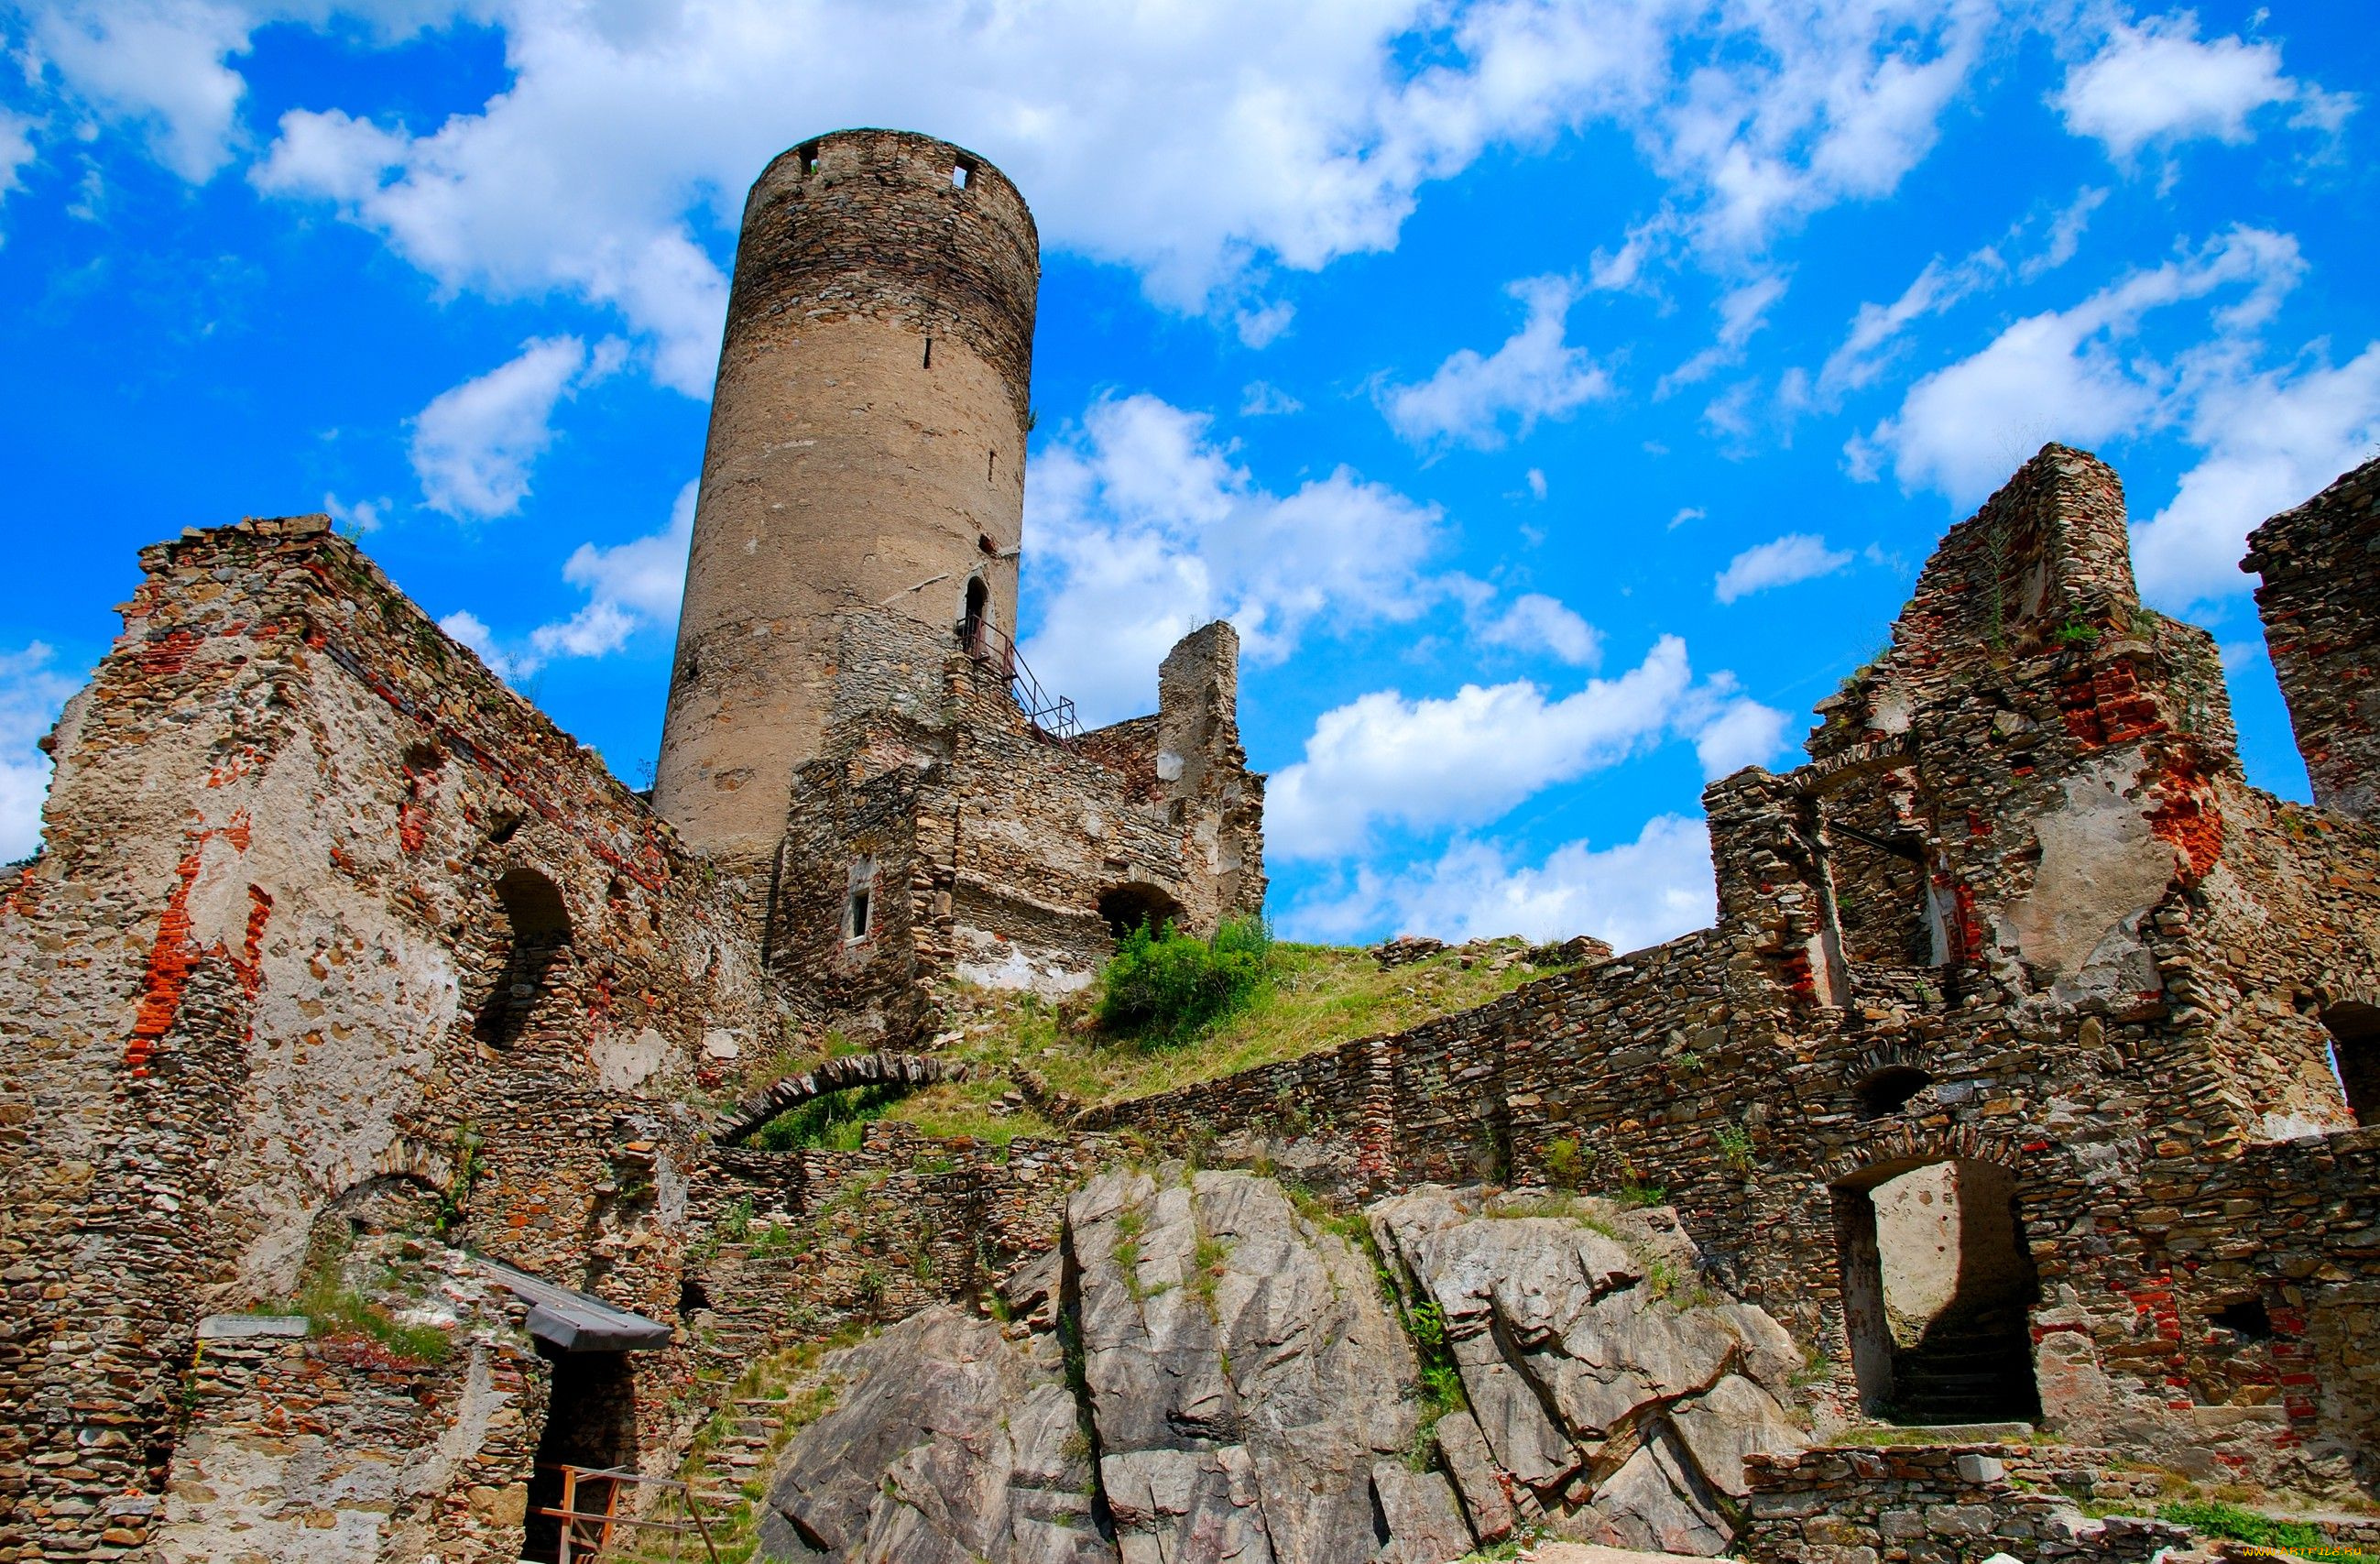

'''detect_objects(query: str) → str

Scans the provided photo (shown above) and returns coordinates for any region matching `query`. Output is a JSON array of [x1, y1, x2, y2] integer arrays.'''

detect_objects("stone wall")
[[1076, 446, 2380, 1504], [766, 607, 1266, 1042], [0, 516, 767, 1560], [2244, 455, 2380, 821]]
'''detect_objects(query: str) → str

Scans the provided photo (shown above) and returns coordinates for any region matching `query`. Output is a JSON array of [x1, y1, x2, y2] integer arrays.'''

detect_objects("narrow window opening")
[[1855, 1065, 1933, 1121], [2210, 1296, 2272, 1340], [977, 532, 997, 555], [2322, 1001, 2380, 1125], [923, 335, 933, 369], [799, 141, 819, 174], [961, 575, 990, 654], [953, 159, 974, 190], [988, 447, 997, 482], [845, 885, 871, 943]]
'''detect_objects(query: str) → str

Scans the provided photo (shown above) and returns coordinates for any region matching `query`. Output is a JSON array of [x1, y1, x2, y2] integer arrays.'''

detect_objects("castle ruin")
[[1, 129, 2376, 1564]]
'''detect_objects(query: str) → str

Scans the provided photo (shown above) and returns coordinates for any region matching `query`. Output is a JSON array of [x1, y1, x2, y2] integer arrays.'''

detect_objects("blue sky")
[[3, 1, 2375, 950]]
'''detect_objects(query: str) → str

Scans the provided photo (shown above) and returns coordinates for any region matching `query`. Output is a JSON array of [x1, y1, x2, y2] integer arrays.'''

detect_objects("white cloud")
[[1714, 531, 1854, 603], [1266, 636, 1783, 859], [1022, 393, 1451, 723], [2134, 343, 2380, 606], [409, 335, 618, 520], [1234, 301, 1294, 349], [0, 110, 38, 228], [1381, 274, 1612, 448], [440, 478, 697, 682], [1819, 250, 2006, 399], [2021, 185, 2108, 279], [1864, 224, 2306, 503], [1668, 506, 1704, 530], [1474, 592, 1600, 666], [437, 609, 532, 684], [1285, 815, 1717, 952], [1239, 380, 1303, 417], [323, 490, 388, 533], [1659, 271, 1788, 394], [2055, 14, 2352, 159], [0, 641, 81, 861], [14, 0, 2023, 385], [1689, 686, 1790, 776]]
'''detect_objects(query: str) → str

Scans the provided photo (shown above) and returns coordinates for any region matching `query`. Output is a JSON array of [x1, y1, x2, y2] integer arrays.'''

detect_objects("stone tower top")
[[725, 128, 1039, 415], [653, 129, 1043, 864]]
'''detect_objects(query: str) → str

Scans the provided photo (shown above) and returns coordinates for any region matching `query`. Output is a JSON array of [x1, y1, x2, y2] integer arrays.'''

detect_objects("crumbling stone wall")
[[2244, 455, 2380, 821], [0, 516, 768, 1560], [768, 607, 1265, 1041], [1084, 446, 2380, 1504]]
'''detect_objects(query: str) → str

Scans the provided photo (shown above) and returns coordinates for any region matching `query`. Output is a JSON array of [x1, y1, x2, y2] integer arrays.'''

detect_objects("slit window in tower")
[[845, 885, 871, 944], [799, 141, 819, 174], [953, 159, 974, 190]]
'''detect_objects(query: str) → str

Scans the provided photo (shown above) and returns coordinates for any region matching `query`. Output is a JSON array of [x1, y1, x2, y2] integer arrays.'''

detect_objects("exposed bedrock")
[[758, 1171, 1807, 1564], [1369, 1185, 1808, 1555]]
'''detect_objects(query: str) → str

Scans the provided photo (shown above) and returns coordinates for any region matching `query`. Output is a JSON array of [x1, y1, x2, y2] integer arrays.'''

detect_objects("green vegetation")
[[751, 1081, 904, 1152], [2159, 1500, 2332, 1553], [278, 1236, 452, 1365], [1714, 1122, 1755, 1174], [901, 937, 1571, 1127], [1099, 914, 1273, 1040]]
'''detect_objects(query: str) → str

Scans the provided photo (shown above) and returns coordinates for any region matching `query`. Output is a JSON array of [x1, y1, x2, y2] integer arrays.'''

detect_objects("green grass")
[[2160, 1500, 2332, 1553], [275, 1236, 452, 1365], [912, 939, 1569, 1118]]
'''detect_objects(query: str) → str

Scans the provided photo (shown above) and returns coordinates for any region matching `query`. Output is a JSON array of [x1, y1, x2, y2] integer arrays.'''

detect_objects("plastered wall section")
[[0, 516, 769, 1560]]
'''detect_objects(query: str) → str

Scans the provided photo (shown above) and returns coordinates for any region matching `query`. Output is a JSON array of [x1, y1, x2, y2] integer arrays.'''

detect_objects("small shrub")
[[1098, 915, 1272, 1042], [1714, 1123, 1754, 1174], [1542, 1137, 1584, 1191]]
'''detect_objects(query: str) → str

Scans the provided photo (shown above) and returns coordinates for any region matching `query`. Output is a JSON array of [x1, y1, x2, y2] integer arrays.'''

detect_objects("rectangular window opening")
[[845, 886, 872, 943], [799, 142, 820, 175], [952, 160, 974, 190]]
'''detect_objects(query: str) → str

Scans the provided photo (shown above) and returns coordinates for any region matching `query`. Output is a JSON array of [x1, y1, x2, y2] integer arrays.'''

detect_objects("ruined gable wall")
[[766, 608, 1268, 1030], [0, 517, 769, 1560], [2244, 454, 2380, 820]]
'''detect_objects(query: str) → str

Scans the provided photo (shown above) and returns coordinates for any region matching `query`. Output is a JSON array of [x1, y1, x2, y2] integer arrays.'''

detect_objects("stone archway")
[[1097, 881, 1186, 940]]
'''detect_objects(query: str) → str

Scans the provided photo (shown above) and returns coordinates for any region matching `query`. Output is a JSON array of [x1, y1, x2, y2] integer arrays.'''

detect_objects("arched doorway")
[[473, 867, 573, 1049], [1833, 1156, 2041, 1424], [1097, 881, 1186, 940]]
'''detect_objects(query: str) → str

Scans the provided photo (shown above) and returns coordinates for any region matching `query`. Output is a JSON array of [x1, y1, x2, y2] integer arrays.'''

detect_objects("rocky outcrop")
[[1070, 1166, 1467, 1564], [757, 1307, 1108, 1562], [756, 1173, 1807, 1564], [1370, 1186, 1807, 1554]]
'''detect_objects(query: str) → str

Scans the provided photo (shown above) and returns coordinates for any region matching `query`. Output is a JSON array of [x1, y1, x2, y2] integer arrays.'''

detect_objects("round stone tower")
[[653, 128, 1040, 861]]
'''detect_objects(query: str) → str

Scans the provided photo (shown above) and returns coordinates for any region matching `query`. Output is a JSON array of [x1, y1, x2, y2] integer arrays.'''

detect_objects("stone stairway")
[[1890, 1316, 2042, 1426], [708, 1396, 791, 1493]]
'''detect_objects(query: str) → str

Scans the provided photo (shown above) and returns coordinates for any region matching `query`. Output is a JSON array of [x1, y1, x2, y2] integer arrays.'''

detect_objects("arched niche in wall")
[[473, 866, 574, 1049], [1098, 880, 1187, 940]]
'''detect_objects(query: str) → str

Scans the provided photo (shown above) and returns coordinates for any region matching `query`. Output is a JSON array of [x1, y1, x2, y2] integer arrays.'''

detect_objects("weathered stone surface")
[[1368, 1461, 1474, 1564], [1371, 1186, 1807, 1553], [758, 1307, 1108, 1563], [1072, 1166, 1447, 1564], [1434, 1410, 1516, 1543]]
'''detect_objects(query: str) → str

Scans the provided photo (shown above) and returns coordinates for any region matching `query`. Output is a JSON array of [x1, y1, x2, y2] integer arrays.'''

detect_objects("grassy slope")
[[875, 939, 1568, 1143]]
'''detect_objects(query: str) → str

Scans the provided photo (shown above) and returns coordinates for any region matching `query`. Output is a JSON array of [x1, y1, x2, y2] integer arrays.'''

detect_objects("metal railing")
[[956, 615, 1083, 742]]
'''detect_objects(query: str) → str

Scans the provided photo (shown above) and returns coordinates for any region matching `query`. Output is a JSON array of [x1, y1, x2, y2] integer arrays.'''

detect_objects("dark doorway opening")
[[474, 867, 573, 1049], [2323, 1001, 2380, 1126], [1098, 881, 1186, 940], [961, 575, 991, 654], [520, 1350, 639, 1562], [1833, 1157, 2041, 1425]]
